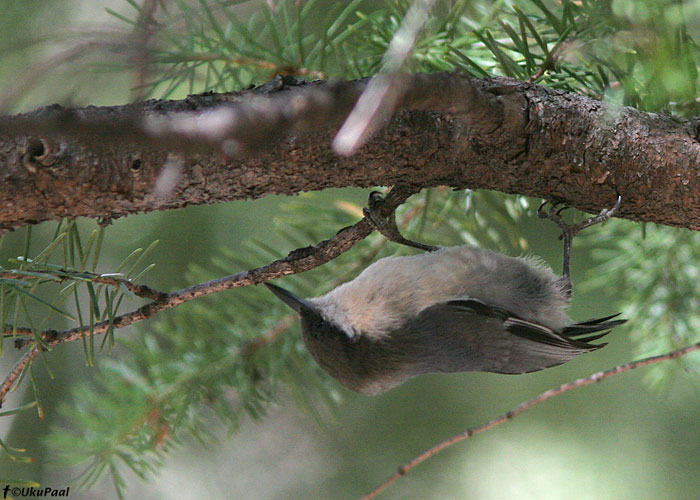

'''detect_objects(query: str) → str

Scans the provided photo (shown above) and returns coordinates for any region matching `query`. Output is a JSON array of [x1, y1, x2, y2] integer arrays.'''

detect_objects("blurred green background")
[[1, 1, 700, 499]]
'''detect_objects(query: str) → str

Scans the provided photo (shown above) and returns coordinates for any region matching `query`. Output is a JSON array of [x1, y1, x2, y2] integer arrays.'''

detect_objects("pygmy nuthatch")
[[265, 198, 626, 395]]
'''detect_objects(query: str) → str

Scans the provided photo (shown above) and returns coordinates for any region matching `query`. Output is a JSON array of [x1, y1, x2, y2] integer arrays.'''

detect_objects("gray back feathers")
[[309, 246, 571, 339]]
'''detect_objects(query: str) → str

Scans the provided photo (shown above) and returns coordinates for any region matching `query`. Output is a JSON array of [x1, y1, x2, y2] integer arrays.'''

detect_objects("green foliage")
[[0, 220, 156, 469], [584, 222, 700, 387], [107, 0, 382, 97], [346, 0, 700, 113], [0, 402, 38, 465], [99, 0, 700, 115], [3, 0, 700, 494]]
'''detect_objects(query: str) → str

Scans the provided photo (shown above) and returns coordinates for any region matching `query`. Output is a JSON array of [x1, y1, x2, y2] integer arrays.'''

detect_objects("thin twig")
[[0, 346, 40, 402], [2, 325, 34, 338], [0, 186, 416, 406], [359, 340, 700, 500], [0, 270, 167, 302]]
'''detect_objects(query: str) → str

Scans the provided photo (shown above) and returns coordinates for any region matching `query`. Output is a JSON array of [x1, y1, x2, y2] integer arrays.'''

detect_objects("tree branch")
[[2, 72, 700, 233], [358, 340, 700, 500], [0, 186, 415, 405]]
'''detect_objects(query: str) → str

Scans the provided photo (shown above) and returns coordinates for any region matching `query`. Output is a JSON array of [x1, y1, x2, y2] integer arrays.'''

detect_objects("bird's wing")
[[395, 299, 618, 375]]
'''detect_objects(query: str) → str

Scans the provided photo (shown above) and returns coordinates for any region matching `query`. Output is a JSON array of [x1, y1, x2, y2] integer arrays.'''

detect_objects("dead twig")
[[359, 340, 700, 500], [0, 186, 416, 406]]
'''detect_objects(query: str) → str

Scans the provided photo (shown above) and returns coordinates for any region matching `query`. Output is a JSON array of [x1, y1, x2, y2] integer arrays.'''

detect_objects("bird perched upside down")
[[266, 195, 626, 395]]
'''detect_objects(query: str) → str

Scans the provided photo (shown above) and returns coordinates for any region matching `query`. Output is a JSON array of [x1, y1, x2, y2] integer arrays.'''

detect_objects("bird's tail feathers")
[[563, 314, 627, 340]]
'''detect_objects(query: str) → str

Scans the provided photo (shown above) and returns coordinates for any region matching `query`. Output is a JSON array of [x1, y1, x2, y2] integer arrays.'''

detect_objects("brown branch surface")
[[358, 340, 700, 500], [2, 72, 700, 234]]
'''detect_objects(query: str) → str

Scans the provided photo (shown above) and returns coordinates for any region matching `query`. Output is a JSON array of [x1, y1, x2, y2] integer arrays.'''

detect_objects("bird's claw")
[[364, 191, 439, 252], [538, 196, 621, 238], [569, 195, 622, 235]]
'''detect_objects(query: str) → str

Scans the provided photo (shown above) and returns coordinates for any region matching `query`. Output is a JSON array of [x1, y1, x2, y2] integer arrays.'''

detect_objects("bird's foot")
[[363, 191, 439, 252], [537, 195, 621, 282], [537, 196, 621, 239]]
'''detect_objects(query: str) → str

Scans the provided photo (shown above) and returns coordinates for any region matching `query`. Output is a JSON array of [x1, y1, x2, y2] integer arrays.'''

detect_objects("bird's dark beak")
[[264, 282, 315, 315]]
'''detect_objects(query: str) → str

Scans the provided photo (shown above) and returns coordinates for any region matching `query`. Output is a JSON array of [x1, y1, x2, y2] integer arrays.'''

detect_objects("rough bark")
[[1, 72, 699, 233]]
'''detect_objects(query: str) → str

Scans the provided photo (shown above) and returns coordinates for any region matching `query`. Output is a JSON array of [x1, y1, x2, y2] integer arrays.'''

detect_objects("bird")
[[265, 195, 626, 395]]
